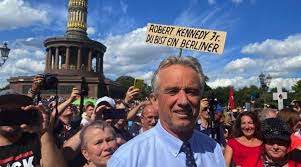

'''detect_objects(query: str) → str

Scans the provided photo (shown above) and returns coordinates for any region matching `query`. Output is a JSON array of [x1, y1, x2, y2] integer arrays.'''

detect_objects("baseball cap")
[[95, 96, 115, 108], [215, 103, 223, 113]]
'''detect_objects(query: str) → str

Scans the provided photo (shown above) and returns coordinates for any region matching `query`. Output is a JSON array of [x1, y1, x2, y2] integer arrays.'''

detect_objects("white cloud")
[[0, 38, 45, 87], [269, 78, 301, 91], [100, 26, 174, 80], [0, 0, 49, 30], [225, 57, 256, 72], [242, 34, 301, 58], [239, 34, 301, 80], [207, 76, 300, 91], [265, 55, 301, 73], [87, 27, 96, 35], [137, 71, 153, 86], [208, 76, 258, 89]]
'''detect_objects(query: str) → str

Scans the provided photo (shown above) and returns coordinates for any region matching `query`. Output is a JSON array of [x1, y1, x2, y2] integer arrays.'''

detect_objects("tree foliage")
[[292, 80, 301, 101], [115, 76, 152, 100]]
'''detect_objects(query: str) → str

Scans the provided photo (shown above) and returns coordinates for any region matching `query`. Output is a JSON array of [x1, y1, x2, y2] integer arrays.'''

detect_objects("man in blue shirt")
[[108, 56, 226, 167]]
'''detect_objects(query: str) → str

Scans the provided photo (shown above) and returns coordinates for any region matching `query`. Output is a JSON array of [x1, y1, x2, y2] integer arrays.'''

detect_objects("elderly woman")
[[80, 120, 119, 167], [256, 118, 301, 167]]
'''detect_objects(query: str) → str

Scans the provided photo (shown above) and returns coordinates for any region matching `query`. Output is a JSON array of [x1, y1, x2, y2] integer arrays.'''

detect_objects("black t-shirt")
[[53, 116, 81, 148], [0, 133, 41, 167]]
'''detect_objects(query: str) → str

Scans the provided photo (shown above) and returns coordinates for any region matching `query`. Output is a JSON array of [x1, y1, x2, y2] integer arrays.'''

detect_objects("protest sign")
[[146, 23, 227, 55]]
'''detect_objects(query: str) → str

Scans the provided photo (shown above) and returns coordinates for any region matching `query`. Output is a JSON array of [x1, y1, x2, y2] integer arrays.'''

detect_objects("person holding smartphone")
[[0, 90, 66, 167]]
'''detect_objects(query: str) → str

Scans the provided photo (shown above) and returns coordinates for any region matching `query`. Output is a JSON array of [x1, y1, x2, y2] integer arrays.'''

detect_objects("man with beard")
[[108, 56, 225, 167], [0, 90, 66, 167]]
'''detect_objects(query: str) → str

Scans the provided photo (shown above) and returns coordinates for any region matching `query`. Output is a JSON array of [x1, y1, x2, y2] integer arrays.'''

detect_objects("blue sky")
[[0, 0, 301, 90]]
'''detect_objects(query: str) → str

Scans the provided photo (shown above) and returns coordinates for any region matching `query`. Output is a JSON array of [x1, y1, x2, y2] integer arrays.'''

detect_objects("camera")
[[103, 109, 127, 120], [38, 73, 58, 90]]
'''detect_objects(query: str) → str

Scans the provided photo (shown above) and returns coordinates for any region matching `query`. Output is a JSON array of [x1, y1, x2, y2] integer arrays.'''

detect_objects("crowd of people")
[[0, 56, 300, 167]]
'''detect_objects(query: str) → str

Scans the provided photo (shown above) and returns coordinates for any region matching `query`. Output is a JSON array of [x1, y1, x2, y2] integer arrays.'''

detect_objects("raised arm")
[[21, 105, 67, 167], [57, 88, 79, 115], [127, 100, 150, 120], [124, 86, 140, 104]]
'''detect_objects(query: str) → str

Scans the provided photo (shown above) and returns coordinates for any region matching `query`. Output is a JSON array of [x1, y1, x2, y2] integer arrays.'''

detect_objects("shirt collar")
[[154, 120, 194, 157]]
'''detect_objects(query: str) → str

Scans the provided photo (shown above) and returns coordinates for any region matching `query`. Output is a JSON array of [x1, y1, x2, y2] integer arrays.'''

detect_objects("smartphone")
[[103, 109, 127, 120], [0, 108, 39, 126], [134, 79, 144, 90]]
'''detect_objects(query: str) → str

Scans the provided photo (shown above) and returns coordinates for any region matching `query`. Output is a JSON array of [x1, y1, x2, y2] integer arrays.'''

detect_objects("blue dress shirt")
[[108, 121, 226, 167]]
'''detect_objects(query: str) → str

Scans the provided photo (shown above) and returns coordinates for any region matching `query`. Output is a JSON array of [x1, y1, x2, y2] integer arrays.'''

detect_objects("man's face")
[[141, 105, 159, 131], [154, 65, 202, 136], [82, 127, 118, 167]]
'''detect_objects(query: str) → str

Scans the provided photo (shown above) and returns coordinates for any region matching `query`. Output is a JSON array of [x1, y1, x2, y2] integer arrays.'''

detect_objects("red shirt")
[[290, 133, 301, 151], [228, 138, 262, 167]]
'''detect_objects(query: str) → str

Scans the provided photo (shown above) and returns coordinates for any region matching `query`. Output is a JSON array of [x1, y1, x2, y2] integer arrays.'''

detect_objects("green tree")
[[115, 76, 152, 100], [235, 85, 260, 107], [115, 76, 135, 89], [212, 86, 230, 106], [292, 80, 301, 101]]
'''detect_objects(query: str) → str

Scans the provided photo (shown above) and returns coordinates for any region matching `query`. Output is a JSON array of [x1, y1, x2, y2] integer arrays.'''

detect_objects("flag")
[[228, 86, 235, 110]]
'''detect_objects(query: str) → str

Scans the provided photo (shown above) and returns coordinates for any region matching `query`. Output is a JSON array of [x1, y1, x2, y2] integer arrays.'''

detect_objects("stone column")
[[65, 47, 70, 69], [88, 49, 93, 71], [48, 48, 52, 70], [99, 54, 103, 74], [96, 52, 100, 72], [55, 47, 59, 69], [45, 49, 49, 71], [48, 49, 52, 70], [77, 47, 82, 70]]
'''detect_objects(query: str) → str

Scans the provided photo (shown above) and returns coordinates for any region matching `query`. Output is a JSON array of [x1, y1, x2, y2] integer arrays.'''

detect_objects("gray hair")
[[151, 56, 205, 95], [80, 120, 117, 149]]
